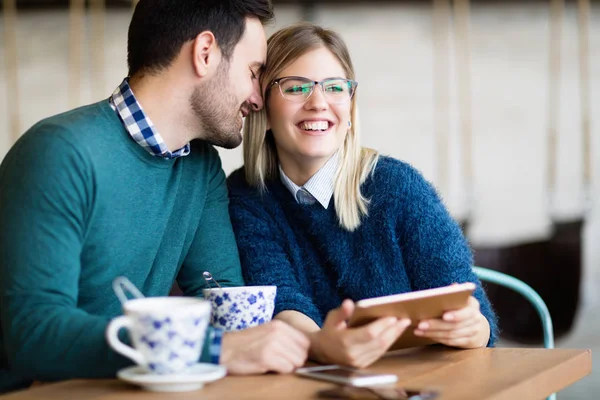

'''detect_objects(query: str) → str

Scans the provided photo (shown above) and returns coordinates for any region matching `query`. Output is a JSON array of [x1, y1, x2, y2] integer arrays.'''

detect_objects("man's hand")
[[310, 299, 411, 368], [220, 320, 310, 374], [413, 296, 490, 348]]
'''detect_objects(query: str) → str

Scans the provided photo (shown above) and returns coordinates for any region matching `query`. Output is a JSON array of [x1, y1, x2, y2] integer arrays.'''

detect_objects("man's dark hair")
[[127, 0, 273, 76]]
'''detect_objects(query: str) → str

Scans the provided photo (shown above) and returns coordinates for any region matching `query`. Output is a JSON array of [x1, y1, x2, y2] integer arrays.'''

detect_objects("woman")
[[227, 22, 497, 368]]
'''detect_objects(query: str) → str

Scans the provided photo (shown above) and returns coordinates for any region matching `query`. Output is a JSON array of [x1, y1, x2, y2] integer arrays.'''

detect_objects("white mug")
[[106, 297, 211, 375]]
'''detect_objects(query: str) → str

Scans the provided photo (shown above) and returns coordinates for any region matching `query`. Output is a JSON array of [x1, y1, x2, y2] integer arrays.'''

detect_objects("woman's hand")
[[413, 296, 490, 348], [309, 299, 411, 368]]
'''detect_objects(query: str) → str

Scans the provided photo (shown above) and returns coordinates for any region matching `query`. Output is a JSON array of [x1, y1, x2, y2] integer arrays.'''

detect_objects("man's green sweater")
[[0, 101, 244, 392]]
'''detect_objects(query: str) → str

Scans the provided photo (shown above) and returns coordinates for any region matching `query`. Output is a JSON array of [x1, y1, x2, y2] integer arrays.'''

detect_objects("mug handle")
[[106, 316, 146, 367]]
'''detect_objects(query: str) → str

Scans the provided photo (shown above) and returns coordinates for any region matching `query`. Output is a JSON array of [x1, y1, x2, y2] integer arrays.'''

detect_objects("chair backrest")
[[473, 266, 556, 400], [473, 266, 554, 349]]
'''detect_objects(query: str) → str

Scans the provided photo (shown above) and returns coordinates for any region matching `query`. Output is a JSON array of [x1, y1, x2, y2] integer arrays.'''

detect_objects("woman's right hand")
[[309, 299, 411, 368]]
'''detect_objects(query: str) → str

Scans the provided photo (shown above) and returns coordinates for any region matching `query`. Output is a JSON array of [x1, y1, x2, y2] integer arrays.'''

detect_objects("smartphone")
[[318, 385, 439, 400], [295, 365, 398, 387]]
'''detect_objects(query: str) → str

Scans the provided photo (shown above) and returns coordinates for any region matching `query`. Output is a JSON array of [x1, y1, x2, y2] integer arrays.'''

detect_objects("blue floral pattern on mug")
[[202, 286, 277, 332], [129, 309, 210, 374]]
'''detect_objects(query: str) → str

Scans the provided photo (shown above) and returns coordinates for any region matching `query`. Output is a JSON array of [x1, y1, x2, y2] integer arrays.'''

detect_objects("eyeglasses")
[[268, 76, 358, 104]]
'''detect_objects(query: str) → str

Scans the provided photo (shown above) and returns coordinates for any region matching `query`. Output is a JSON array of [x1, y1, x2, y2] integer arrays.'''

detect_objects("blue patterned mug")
[[202, 286, 277, 332], [106, 297, 211, 374]]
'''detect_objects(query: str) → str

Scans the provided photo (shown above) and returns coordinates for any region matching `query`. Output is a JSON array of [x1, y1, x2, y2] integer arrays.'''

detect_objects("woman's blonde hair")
[[243, 22, 378, 231]]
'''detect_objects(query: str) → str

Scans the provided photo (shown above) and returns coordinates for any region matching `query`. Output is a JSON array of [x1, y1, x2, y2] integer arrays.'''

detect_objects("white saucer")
[[117, 363, 227, 392]]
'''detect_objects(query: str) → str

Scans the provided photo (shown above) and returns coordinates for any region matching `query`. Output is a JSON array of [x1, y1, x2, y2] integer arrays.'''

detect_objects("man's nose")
[[249, 79, 264, 111]]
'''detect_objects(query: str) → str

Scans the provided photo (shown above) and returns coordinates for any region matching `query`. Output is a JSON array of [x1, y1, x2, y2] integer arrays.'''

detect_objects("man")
[[0, 0, 309, 393]]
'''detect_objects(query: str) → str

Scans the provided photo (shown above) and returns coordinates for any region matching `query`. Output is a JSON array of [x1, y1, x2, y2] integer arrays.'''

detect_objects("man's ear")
[[191, 31, 221, 78]]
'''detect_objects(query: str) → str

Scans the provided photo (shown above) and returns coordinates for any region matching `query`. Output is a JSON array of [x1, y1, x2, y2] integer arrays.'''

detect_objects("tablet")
[[347, 282, 476, 349]]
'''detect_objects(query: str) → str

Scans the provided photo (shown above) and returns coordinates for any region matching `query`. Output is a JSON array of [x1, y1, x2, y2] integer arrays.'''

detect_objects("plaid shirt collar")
[[109, 78, 190, 159]]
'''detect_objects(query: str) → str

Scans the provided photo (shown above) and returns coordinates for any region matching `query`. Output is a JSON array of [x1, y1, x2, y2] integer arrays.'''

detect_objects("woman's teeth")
[[300, 121, 329, 131]]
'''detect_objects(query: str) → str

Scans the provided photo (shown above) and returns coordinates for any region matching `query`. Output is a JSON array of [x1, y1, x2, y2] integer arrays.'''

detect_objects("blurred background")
[[0, 0, 598, 397]]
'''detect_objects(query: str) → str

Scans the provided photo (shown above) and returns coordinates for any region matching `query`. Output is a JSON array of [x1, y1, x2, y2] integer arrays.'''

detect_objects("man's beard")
[[190, 63, 244, 149]]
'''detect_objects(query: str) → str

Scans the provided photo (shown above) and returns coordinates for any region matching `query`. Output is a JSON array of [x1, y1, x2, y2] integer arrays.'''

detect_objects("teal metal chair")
[[473, 266, 556, 400]]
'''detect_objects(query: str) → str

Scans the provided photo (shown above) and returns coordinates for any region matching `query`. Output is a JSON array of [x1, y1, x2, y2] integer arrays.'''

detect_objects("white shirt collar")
[[279, 151, 339, 209]]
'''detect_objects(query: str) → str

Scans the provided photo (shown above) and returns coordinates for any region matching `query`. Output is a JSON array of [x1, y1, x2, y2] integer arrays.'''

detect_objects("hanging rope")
[[90, 0, 106, 100], [3, 0, 20, 143], [577, 0, 592, 194], [68, 0, 85, 108], [547, 0, 564, 199], [433, 0, 451, 197], [453, 0, 474, 210]]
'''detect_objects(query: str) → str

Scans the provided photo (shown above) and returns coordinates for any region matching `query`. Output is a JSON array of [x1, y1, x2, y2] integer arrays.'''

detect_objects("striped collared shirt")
[[279, 151, 339, 209], [109, 78, 190, 159]]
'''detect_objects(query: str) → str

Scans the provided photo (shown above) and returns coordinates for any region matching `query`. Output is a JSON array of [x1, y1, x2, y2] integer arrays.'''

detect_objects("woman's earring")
[[348, 121, 352, 129]]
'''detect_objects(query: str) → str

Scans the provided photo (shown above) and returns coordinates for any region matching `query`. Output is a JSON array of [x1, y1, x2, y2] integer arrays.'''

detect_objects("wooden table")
[[1, 347, 591, 400]]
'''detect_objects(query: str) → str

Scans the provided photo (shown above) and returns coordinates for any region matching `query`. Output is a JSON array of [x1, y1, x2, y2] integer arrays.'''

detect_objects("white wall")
[[1, 3, 599, 300]]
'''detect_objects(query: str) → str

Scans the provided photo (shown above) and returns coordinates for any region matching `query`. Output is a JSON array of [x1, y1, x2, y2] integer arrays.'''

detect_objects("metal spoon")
[[112, 276, 145, 306], [202, 271, 223, 290]]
